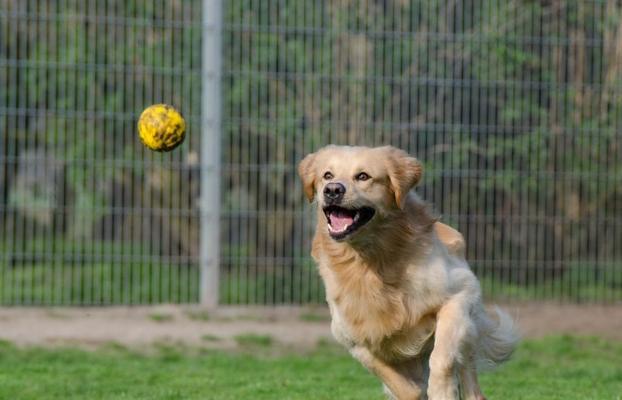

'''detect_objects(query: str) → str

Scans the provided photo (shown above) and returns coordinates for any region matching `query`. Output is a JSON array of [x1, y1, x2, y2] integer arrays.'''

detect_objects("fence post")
[[200, 0, 222, 307]]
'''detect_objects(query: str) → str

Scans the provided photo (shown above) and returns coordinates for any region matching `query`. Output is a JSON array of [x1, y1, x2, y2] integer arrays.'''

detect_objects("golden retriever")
[[298, 145, 518, 400]]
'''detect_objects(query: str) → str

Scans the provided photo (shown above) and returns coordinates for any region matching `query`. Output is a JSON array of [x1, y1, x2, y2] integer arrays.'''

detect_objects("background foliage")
[[1, 0, 621, 304]]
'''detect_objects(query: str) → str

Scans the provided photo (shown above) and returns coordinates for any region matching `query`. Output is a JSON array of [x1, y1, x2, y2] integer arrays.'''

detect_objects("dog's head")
[[298, 145, 422, 241]]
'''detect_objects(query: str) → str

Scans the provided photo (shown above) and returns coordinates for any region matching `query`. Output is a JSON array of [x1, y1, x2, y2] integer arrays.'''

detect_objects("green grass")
[[233, 334, 273, 347], [299, 311, 331, 322], [148, 313, 175, 323], [0, 336, 620, 399], [200, 334, 222, 342], [185, 309, 211, 321], [480, 336, 622, 399]]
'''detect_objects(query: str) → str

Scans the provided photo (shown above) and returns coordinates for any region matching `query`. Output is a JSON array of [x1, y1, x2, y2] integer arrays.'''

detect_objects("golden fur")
[[298, 145, 518, 400]]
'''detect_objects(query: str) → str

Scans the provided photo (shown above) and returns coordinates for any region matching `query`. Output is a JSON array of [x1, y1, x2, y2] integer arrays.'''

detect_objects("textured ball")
[[138, 104, 186, 152]]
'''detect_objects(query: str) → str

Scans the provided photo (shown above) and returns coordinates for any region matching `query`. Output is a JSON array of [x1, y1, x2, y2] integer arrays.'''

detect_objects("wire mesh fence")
[[0, 0, 203, 305], [1, 0, 621, 305]]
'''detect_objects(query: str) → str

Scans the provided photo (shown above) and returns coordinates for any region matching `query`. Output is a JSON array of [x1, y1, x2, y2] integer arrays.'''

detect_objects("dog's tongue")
[[330, 210, 354, 231]]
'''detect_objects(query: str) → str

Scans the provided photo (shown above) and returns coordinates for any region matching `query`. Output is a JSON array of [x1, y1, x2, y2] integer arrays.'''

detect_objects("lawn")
[[0, 336, 620, 399]]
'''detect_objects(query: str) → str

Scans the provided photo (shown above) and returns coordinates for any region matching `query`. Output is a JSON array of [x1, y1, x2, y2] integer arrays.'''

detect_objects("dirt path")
[[0, 302, 620, 350]]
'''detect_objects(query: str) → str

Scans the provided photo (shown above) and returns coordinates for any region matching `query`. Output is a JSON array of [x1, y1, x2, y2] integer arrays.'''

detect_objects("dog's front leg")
[[427, 292, 477, 400], [350, 346, 423, 400]]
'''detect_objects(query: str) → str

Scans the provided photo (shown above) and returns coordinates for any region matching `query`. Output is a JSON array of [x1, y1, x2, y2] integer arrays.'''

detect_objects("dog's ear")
[[298, 152, 317, 202], [385, 147, 422, 209]]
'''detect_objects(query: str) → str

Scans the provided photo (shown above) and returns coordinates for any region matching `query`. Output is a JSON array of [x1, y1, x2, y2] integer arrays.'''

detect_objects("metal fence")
[[1, 1, 621, 305], [0, 0, 204, 305]]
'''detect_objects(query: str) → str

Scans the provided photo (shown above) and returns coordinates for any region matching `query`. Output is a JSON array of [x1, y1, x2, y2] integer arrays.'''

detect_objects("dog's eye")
[[323, 171, 334, 180], [355, 172, 370, 181]]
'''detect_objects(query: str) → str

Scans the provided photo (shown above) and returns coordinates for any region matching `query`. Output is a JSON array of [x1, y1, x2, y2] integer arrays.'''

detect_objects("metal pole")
[[200, 0, 222, 307]]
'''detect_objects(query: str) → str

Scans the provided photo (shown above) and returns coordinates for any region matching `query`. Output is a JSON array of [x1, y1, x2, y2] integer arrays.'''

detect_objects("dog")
[[298, 145, 518, 400]]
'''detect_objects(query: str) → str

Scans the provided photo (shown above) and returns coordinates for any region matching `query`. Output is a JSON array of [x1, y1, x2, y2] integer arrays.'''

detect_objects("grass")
[[200, 334, 221, 342], [233, 334, 273, 347], [299, 311, 331, 322], [479, 336, 622, 399], [0, 336, 620, 399], [185, 309, 211, 321], [148, 313, 175, 323]]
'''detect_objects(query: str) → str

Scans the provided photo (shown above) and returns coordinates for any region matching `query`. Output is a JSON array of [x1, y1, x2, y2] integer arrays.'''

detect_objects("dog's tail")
[[475, 306, 520, 370]]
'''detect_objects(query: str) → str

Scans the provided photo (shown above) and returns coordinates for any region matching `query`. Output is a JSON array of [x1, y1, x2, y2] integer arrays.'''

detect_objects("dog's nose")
[[323, 182, 345, 203]]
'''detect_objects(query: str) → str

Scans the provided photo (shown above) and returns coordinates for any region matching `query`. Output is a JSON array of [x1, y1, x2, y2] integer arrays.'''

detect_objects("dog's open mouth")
[[323, 205, 375, 240]]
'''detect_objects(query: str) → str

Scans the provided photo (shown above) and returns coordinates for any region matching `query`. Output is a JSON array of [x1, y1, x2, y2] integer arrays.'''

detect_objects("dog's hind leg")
[[427, 289, 479, 400], [458, 361, 486, 400]]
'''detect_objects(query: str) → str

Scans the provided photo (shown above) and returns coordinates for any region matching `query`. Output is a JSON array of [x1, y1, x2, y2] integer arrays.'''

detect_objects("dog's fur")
[[298, 145, 518, 400]]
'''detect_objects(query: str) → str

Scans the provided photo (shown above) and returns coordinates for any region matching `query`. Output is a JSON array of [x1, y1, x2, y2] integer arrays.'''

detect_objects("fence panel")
[[220, 0, 622, 304], [1, 1, 621, 305], [0, 0, 203, 305]]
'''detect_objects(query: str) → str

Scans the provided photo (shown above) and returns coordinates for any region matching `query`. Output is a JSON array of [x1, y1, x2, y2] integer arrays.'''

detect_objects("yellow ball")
[[137, 104, 186, 152]]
